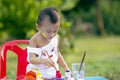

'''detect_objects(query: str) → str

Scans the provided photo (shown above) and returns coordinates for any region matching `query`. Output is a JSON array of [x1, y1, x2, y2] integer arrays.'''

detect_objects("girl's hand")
[[65, 68, 73, 77], [41, 58, 55, 67]]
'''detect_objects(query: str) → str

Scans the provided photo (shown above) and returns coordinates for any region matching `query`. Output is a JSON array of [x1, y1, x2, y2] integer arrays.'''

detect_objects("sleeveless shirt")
[[26, 35, 59, 79]]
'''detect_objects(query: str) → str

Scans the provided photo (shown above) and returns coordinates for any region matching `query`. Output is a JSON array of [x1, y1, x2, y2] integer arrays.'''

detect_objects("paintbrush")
[[75, 51, 86, 80], [45, 51, 57, 71], [78, 50, 86, 73]]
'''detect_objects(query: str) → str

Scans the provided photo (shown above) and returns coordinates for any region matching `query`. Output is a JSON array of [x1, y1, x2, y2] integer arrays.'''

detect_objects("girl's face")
[[39, 16, 60, 40]]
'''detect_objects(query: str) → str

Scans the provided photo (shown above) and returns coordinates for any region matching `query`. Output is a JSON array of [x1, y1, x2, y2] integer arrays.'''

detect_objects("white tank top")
[[26, 35, 59, 79]]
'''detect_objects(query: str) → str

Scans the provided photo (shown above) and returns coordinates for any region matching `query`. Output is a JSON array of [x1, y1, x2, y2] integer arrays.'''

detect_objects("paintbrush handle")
[[79, 51, 86, 73], [45, 51, 57, 71]]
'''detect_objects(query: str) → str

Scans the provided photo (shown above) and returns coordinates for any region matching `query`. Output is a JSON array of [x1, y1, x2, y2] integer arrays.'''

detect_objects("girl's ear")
[[36, 23, 41, 30]]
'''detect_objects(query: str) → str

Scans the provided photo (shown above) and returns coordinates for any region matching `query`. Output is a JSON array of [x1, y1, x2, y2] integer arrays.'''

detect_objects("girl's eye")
[[46, 31, 57, 33], [54, 31, 57, 33], [47, 31, 51, 33]]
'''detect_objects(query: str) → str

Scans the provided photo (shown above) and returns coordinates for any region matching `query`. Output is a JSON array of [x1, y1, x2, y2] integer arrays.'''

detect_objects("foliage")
[[61, 0, 98, 35], [62, 0, 120, 36], [0, 0, 74, 52], [0, 0, 38, 43], [1, 0, 120, 51], [102, 0, 120, 35]]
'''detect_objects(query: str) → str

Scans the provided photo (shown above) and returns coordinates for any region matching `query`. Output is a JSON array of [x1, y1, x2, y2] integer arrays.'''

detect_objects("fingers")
[[45, 51, 57, 70], [44, 58, 55, 67], [47, 61, 54, 67], [48, 61, 57, 70]]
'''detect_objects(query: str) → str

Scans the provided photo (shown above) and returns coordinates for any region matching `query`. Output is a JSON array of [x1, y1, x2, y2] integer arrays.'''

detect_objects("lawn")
[[4, 36, 120, 80], [63, 36, 120, 80]]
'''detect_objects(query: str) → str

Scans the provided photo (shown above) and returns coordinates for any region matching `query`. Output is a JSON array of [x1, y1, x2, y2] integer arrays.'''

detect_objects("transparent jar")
[[72, 63, 85, 80]]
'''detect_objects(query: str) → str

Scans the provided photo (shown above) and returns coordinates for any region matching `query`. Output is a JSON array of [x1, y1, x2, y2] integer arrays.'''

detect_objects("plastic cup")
[[72, 63, 85, 80]]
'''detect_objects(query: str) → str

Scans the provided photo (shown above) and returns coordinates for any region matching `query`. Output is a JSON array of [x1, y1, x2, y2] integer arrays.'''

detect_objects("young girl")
[[25, 7, 70, 80]]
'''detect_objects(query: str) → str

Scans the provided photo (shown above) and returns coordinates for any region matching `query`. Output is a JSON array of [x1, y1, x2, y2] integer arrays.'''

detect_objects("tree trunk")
[[96, 0, 105, 36]]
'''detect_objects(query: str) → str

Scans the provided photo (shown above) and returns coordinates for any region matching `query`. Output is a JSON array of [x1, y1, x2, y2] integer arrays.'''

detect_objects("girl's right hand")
[[41, 58, 55, 67]]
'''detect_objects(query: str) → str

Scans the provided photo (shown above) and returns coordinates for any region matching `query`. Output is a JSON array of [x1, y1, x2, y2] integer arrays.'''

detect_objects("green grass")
[[62, 36, 120, 80], [5, 36, 120, 80], [6, 51, 17, 79]]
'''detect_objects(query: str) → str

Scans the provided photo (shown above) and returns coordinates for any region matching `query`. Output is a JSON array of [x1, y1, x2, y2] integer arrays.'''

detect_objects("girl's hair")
[[37, 7, 60, 25]]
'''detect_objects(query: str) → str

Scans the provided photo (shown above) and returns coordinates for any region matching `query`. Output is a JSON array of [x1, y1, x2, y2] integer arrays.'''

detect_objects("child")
[[25, 7, 70, 80]]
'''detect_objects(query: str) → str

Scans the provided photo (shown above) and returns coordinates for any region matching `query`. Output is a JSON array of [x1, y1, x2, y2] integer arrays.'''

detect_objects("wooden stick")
[[78, 50, 86, 73]]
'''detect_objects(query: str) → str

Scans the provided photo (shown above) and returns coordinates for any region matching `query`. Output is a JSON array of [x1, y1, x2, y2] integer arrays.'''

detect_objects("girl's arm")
[[29, 38, 55, 67], [57, 35, 69, 71], [57, 52, 69, 71]]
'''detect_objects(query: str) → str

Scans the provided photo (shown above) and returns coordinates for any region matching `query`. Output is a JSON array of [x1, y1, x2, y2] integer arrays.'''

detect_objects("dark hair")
[[37, 7, 60, 25]]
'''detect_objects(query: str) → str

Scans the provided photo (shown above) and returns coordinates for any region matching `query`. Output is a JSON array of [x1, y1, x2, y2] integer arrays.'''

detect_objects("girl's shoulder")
[[29, 37, 37, 48], [29, 33, 42, 48], [56, 34, 59, 39]]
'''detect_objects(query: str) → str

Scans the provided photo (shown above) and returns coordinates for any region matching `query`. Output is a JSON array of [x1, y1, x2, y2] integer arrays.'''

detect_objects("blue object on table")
[[55, 78, 64, 80], [85, 76, 108, 80]]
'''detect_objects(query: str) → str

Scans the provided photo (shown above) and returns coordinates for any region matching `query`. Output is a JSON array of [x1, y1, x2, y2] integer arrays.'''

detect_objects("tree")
[[96, 0, 105, 36]]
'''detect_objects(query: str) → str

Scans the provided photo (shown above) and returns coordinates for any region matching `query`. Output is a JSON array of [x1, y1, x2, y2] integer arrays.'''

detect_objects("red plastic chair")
[[0, 40, 29, 80]]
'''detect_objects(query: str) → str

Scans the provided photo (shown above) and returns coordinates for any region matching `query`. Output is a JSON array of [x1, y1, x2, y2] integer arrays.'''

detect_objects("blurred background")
[[0, 0, 120, 80]]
